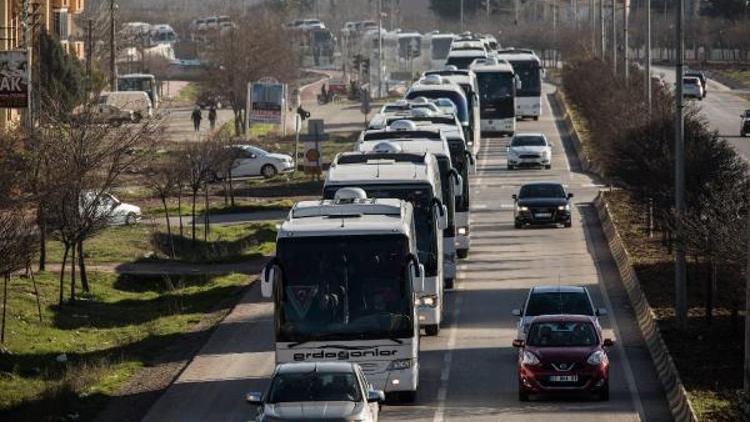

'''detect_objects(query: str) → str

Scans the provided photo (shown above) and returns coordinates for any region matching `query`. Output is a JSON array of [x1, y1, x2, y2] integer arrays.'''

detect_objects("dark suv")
[[512, 182, 573, 228]]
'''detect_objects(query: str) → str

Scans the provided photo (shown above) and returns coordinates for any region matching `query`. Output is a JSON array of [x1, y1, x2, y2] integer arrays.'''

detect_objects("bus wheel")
[[425, 325, 439, 336], [399, 390, 417, 403], [457, 249, 468, 259], [445, 278, 454, 289]]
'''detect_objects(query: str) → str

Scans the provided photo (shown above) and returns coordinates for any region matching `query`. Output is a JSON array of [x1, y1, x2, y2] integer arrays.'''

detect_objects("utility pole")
[[624, 0, 629, 81], [514, 0, 520, 24], [674, 0, 687, 331], [86, 19, 93, 77], [460, 0, 465, 32], [591, 0, 596, 53], [21, 0, 32, 131], [110, 0, 118, 91], [646, 0, 652, 114], [377, 0, 383, 98], [744, 211, 750, 419], [600, 0, 605, 57], [611, 0, 617, 74], [487, 0, 491, 17]]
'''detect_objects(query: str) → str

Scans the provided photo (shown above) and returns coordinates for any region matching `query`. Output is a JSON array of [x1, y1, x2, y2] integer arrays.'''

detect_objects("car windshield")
[[684, 78, 698, 84], [436, 98, 456, 108], [277, 235, 414, 342], [511, 136, 546, 147], [525, 292, 593, 316], [267, 372, 361, 403], [527, 321, 598, 347], [519, 184, 566, 199]]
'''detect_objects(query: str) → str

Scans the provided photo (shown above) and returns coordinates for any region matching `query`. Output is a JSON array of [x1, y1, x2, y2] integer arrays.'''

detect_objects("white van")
[[99, 91, 153, 122]]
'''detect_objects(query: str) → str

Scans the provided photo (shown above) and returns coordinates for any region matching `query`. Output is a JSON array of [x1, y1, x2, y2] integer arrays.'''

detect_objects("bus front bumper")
[[367, 366, 419, 393], [481, 118, 515, 135]]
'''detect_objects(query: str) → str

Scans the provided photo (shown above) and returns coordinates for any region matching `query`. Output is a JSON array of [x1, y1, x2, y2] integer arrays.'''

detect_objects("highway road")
[[141, 84, 672, 421], [653, 66, 750, 159]]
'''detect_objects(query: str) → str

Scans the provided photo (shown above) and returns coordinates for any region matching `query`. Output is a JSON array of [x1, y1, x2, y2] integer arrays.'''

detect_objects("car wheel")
[[545, 164, 551, 170], [425, 324, 439, 336], [533, 116, 539, 121], [564, 221, 572, 228], [514, 221, 522, 229], [445, 278, 454, 289], [457, 249, 469, 259], [507, 164, 514, 170], [598, 382, 610, 401], [125, 213, 138, 226], [261, 164, 278, 178], [519, 390, 529, 402]]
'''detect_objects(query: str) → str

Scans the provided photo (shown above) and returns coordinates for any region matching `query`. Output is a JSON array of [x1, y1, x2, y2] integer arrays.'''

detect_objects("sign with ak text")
[[0, 51, 28, 108]]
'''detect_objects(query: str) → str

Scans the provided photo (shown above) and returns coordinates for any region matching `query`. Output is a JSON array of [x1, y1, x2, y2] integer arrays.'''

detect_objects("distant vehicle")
[[512, 182, 573, 228], [506, 133, 552, 170], [685, 70, 707, 97], [405, 75, 472, 152], [99, 91, 153, 122], [84, 192, 142, 226], [741, 110, 750, 137], [149, 24, 177, 45], [117, 73, 159, 109], [445, 49, 487, 70], [513, 314, 614, 401], [225, 145, 294, 179], [450, 40, 487, 52], [495, 50, 543, 120], [92, 104, 135, 126], [246, 362, 384, 422], [422, 32, 455, 69], [473, 61, 518, 136], [511, 285, 607, 339], [683, 76, 703, 100]]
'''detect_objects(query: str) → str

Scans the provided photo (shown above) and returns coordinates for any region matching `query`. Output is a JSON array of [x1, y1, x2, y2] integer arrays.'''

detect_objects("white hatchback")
[[506, 133, 552, 170]]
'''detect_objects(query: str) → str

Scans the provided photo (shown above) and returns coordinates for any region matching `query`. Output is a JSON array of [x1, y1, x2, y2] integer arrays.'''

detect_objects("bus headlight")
[[388, 359, 413, 370], [418, 295, 438, 307], [458, 227, 467, 236]]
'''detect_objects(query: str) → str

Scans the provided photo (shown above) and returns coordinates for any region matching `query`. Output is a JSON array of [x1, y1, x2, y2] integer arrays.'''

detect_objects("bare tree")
[[145, 157, 183, 259]]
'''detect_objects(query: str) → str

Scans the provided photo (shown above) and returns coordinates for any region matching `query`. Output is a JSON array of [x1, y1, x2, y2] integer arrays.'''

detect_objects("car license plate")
[[549, 375, 578, 382], [534, 213, 552, 218]]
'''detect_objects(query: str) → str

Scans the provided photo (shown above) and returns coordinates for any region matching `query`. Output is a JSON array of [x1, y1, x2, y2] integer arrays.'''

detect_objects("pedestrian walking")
[[208, 106, 217, 130], [191, 106, 202, 132]]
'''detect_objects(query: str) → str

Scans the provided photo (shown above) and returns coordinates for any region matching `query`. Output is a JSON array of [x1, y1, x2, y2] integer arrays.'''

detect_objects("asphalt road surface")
[[141, 84, 672, 422], [653, 66, 750, 159]]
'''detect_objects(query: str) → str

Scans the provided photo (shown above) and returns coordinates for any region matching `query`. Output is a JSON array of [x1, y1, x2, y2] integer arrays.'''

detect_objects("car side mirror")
[[512, 308, 521, 317], [567, 193, 574, 199], [603, 338, 615, 347], [512, 339, 525, 348], [596, 307, 608, 316], [367, 388, 385, 403], [512, 194, 517, 201], [245, 391, 263, 405], [260, 261, 277, 298]]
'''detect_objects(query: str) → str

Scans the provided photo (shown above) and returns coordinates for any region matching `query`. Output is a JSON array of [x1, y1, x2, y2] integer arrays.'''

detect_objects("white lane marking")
[[433, 293, 463, 422]]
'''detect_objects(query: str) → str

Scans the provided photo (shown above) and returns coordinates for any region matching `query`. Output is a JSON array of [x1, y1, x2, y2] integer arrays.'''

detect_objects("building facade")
[[0, 0, 85, 129]]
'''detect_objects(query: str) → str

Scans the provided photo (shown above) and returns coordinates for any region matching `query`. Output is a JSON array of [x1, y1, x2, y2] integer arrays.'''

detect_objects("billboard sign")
[[248, 78, 286, 125], [0, 51, 28, 108]]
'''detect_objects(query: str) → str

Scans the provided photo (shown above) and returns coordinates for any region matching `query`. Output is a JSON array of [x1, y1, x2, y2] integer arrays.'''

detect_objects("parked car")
[[512, 285, 607, 339], [246, 362, 384, 422], [513, 314, 614, 401], [741, 109, 750, 137], [512, 182, 573, 228], [83, 192, 142, 226], [506, 133, 552, 170], [225, 145, 294, 179], [685, 70, 707, 98], [99, 91, 153, 121], [682, 76, 703, 100], [93, 104, 135, 126]]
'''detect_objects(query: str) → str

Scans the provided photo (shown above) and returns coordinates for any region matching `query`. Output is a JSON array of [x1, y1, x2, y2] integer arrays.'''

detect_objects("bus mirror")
[[411, 263, 425, 292], [516, 77, 523, 90], [453, 173, 463, 199], [434, 203, 448, 230], [260, 262, 276, 298]]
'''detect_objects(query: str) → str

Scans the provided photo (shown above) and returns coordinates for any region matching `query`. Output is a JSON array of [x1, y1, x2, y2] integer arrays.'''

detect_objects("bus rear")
[[496, 52, 542, 119], [475, 65, 517, 136]]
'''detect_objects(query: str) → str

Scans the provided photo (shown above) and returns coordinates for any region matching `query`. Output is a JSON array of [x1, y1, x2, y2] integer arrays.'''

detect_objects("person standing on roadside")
[[191, 106, 202, 132], [208, 105, 217, 130]]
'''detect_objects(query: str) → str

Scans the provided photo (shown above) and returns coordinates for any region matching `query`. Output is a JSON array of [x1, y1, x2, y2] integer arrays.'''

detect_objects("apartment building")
[[0, 0, 85, 129]]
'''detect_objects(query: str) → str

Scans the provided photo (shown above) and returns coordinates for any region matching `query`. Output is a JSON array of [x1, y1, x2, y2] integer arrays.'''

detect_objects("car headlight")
[[457, 227, 467, 236], [388, 358, 413, 370], [557, 204, 570, 211], [517, 205, 529, 212], [587, 350, 608, 366], [417, 295, 438, 307], [521, 351, 541, 366]]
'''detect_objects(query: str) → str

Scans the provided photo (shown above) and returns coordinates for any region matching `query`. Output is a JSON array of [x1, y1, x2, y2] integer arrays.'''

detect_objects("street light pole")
[[674, 0, 687, 331], [460, 0, 465, 32], [612, 0, 617, 74], [624, 0, 629, 81], [646, 0, 652, 114], [110, 0, 118, 91], [377, 0, 383, 98], [600, 0, 605, 57]]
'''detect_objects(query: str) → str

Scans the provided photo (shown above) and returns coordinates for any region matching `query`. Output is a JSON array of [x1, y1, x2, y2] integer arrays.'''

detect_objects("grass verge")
[[0, 270, 252, 421], [602, 190, 742, 421]]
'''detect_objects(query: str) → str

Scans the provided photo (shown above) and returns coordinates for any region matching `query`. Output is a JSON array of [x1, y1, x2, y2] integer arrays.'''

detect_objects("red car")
[[513, 314, 614, 401]]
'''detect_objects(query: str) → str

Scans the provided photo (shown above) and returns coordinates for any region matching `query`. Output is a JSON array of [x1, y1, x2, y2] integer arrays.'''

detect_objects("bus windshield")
[[448, 141, 470, 212], [277, 235, 414, 343], [477, 72, 515, 119], [432, 38, 453, 60], [324, 185, 438, 276], [507, 60, 541, 97]]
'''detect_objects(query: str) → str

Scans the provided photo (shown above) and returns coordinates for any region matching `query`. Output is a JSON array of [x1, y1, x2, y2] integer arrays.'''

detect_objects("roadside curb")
[[594, 193, 698, 422], [549, 89, 596, 175]]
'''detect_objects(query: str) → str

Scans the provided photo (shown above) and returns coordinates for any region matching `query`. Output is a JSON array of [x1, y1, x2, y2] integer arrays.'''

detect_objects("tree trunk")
[[229, 173, 235, 207], [59, 244, 69, 306], [178, 186, 184, 237], [28, 265, 42, 322], [70, 242, 76, 304], [78, 239, 89, 293], [162, 196, 175, 259], [191, 190, 198, 245], [204, 183, 210, 242], [1, 274, 9, 343], [38, 207, 46, 271]]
